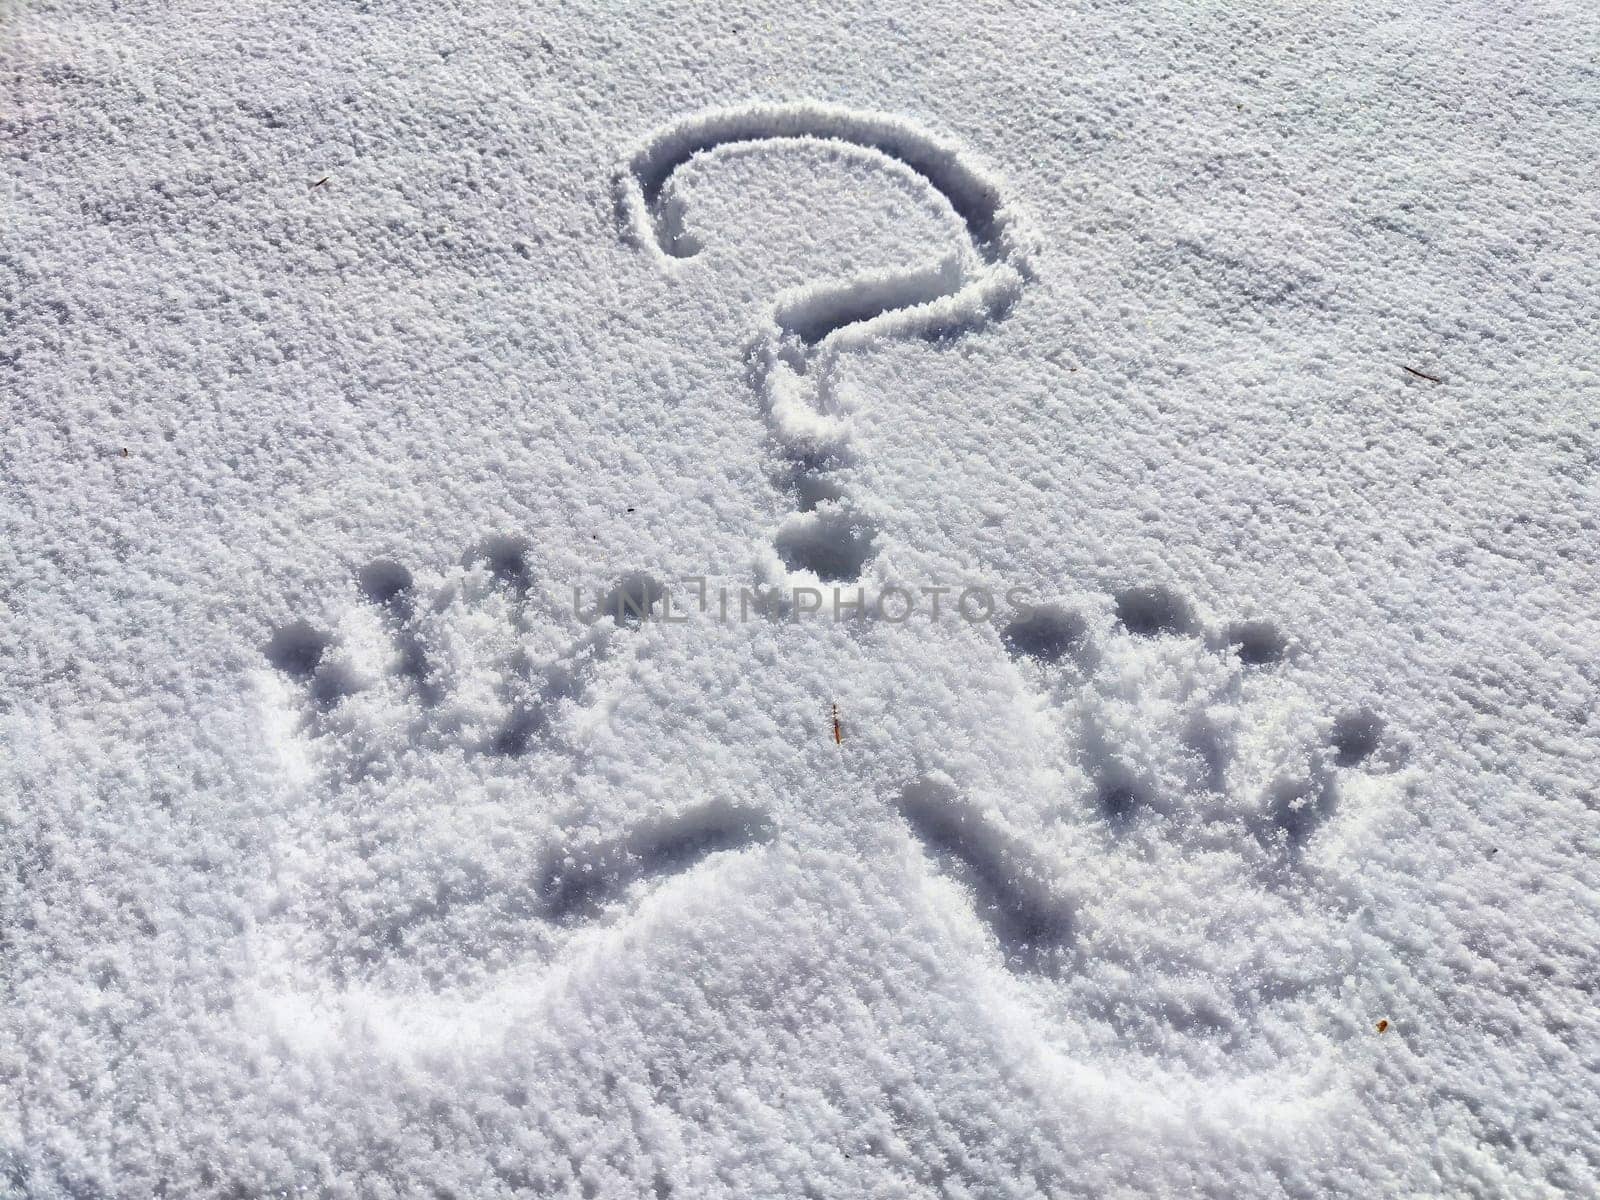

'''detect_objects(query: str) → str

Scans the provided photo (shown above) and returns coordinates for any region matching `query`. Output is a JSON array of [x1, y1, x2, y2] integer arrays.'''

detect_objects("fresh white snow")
[[4, 2, 1599, 1196]]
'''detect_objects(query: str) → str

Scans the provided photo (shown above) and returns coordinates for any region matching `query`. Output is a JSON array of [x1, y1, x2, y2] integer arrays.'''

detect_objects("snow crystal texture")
[[4, 2, 1599, 1197]]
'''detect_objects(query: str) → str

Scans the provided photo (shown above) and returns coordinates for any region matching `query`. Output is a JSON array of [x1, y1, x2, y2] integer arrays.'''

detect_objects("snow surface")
[[4, 1, 1600, 1196]]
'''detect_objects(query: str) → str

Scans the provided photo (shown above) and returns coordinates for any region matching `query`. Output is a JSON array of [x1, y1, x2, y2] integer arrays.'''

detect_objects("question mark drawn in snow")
[[616, 102, 1036, 583]]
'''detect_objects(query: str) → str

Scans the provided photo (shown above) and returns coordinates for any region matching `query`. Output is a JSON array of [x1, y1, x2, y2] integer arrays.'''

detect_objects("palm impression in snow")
[[258, 540, 769, 1008], [903, 588, 1404, 1084], [616, 102, 1036, 582]]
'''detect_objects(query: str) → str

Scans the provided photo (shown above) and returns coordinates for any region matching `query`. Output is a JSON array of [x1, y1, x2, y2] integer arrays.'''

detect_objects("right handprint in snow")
[[899, 585, 1408, 1083]]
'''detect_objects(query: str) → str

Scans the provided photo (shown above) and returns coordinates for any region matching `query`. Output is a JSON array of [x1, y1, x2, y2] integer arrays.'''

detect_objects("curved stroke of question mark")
[[616, 101, 1037, 582]]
